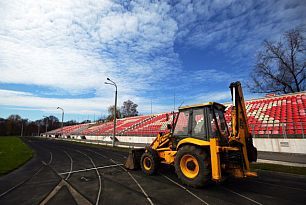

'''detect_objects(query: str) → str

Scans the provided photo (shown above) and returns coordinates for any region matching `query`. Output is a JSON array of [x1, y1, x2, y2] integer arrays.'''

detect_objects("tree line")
[[0, 115, 62, 136]]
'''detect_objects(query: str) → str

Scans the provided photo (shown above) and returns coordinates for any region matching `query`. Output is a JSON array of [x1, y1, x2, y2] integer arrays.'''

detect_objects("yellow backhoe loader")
[[125, 81, 257, 187]]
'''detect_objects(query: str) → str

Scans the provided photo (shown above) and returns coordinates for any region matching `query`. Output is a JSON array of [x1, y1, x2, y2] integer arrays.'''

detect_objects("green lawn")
[[0, 136, 33, 175]]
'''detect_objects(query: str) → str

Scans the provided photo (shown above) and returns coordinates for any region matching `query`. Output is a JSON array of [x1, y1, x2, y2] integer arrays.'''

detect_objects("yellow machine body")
[[125, 82, 257, 187]]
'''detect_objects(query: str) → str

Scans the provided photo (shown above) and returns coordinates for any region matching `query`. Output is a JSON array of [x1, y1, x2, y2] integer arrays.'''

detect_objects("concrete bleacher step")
[[71, 124, 90, 135], [118, 115, 155, 135]]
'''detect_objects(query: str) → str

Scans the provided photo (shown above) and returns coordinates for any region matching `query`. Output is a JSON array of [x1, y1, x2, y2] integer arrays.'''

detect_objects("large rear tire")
[[175, 145, 211, 187]]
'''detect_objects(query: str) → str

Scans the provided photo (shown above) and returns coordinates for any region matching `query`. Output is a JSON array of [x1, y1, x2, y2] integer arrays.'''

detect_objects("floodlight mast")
[[105, 78, 117, 147], [57, 107, 64, 137]]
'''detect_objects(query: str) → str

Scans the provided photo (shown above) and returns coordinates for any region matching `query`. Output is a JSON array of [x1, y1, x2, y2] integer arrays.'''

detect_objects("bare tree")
[[121, 100, 139, 118], [107, 105, 121, 121], [6, 115, 22, 135], [249, 27, 305, 94]]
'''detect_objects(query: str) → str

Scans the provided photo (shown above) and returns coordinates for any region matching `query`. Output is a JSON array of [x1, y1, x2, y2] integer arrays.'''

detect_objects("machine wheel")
[[175, 145, 211, 187], [140, 150, 159, 175]]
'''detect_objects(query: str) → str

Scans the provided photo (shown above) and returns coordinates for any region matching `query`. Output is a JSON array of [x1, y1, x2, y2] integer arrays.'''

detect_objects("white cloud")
[[0, 40, 112, 93], [0, 0, 179, 96], [172, 0, 306, 54], [193, 91, 231, 104], [192, 69, 232, 82], [0, 89, 174, 115], [0, 89, 112, 114]]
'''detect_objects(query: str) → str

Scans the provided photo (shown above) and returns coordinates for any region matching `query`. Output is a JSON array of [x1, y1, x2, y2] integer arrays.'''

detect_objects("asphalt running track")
[[0, 138, 306, 205]]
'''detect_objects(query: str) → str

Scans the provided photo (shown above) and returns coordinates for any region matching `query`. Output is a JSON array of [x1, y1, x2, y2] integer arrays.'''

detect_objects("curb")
[[256, 159, 306, 167]]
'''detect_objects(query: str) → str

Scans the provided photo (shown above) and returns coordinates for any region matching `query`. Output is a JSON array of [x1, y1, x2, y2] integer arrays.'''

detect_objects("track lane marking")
[[0, 165, 45, 198], [126, 171, 154, 205], [76, 150, 102, 205], [58, 164, 123, 175], [221, 186, 263, 205], [91, 149, 208, 205], [63, 151, 73, 180], [89, 150, 154, 205], [47, 152, 53, 165], [39, 157, 93, 205], [39, 179, 92, 205], [3, 139, 91, 205], [110, 159, 154, 205], [162, 175, 210, 205]]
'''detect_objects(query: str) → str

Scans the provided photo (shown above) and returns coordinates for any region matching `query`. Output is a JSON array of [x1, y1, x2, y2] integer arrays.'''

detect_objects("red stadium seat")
[[50, 93, 305, 137]]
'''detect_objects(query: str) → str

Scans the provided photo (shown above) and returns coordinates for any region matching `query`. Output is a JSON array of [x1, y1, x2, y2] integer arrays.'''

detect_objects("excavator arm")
[[229, 81, 257, 174]]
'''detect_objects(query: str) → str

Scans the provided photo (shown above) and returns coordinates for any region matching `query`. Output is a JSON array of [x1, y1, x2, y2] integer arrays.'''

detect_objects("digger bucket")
[[124, 148, 145, 170]]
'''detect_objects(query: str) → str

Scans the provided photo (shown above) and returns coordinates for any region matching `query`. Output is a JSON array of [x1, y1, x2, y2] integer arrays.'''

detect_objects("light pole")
[[105, 78, 117, 147], [43, 116, 48, 137], [57, 107, 64, 137]]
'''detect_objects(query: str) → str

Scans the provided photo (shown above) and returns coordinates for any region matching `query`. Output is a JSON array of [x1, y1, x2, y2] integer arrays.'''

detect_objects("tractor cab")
[[173, 102, 229, 145]]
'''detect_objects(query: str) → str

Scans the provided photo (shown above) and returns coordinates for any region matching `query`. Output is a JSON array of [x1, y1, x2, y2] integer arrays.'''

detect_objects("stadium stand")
[[46, 92, 305, 138], [47, 123, 90, 136], [224, 92, 306, 136], [80, 115, 152, 136], [122, 112, 177, 136]]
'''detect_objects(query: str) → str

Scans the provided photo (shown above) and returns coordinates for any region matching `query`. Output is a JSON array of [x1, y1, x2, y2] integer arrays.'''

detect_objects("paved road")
[[0, 137, 306, 205]]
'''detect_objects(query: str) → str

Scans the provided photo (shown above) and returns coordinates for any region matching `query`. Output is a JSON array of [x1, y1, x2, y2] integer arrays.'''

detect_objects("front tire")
[[140, 150, 159, 175], [175, 145, 211, 187]]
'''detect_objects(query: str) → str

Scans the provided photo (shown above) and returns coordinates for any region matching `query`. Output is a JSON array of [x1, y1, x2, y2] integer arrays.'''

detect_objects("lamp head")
[[107, 78, 110, 81]]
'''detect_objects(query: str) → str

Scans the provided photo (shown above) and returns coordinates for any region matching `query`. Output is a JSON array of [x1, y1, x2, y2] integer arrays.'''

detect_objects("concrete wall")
[[253, 138, 306, 154], [56, 135, 306, 154], [84, 135, 156, 144]]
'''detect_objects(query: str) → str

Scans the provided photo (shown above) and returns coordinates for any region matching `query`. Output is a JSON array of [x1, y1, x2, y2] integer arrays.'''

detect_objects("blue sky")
[[0, 0, 305, 121]]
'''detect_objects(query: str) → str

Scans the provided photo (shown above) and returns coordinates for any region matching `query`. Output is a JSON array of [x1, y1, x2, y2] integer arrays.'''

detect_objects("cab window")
[[191, 108, 204, 136], [214, 109, 228, 136], [209, 111, 218, 137], [174, 110, 189, 136]]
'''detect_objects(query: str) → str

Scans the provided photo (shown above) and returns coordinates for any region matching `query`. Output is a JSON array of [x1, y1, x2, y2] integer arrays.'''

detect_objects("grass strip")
[[0, 136, 33, 176]]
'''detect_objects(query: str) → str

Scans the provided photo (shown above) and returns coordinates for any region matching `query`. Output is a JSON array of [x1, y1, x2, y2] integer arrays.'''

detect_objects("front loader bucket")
[[124, 148, 145, 170]]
